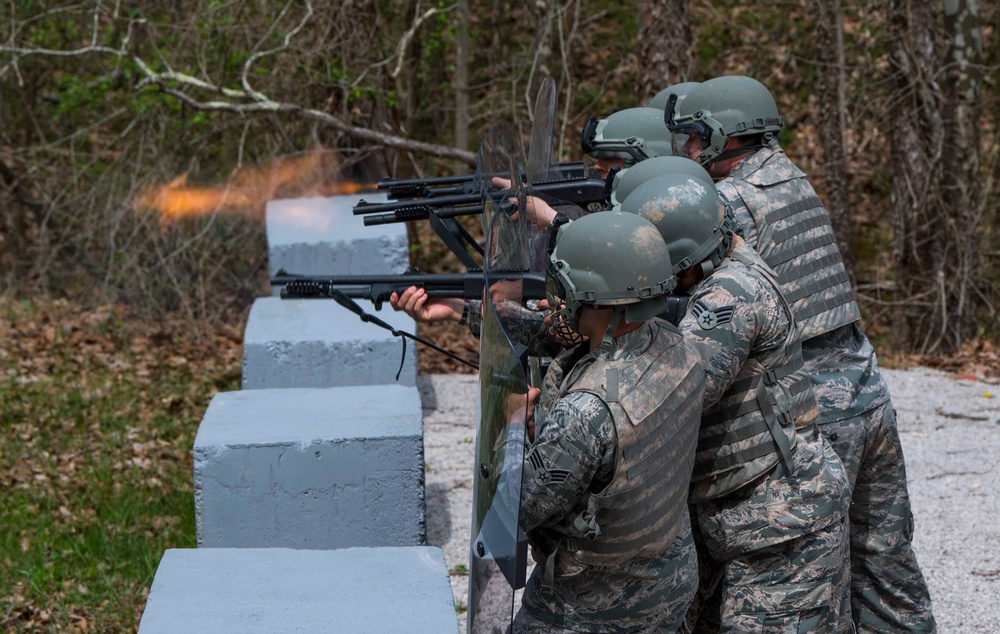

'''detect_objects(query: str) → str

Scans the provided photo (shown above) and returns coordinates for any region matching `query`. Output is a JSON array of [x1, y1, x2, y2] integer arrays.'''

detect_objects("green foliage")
[[0, 300, 242, 631]]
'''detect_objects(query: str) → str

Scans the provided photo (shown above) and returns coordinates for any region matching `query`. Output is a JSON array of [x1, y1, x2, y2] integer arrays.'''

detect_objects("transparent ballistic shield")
[[467, 122, 531, 634], [527, 77, 556, 185]]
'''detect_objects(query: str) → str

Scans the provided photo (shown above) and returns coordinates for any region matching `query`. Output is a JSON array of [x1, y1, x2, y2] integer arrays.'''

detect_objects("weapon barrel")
[[271, 271, 547, 307], [353, 193, 481, 215], [362, 205, 481, 226], [377, 174, 474, 189], [376, 162, 589, 200], [380, 182, 472, 200]]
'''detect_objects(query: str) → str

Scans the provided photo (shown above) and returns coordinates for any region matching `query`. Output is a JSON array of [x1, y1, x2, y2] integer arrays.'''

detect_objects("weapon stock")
[[272, 269, 547, 311]]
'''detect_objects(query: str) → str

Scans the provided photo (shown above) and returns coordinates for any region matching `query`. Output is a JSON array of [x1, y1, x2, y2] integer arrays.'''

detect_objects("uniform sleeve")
[[518, 392, 614, 533], [679, 276, 760, 408], [492, 300, 563, 358]]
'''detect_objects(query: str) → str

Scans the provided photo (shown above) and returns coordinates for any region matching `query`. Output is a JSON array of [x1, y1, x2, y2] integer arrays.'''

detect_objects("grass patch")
[[0, 299, 242, 632]]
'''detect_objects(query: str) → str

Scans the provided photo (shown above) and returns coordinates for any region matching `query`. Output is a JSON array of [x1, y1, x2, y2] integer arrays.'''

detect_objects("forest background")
[[1, 0, 999, 631]]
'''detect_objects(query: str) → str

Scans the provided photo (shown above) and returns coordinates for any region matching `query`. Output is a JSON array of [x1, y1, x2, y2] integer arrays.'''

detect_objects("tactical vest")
[[689, 249, 820, 503], [559, 321, 705, 568], [717, 147, 860, 340]]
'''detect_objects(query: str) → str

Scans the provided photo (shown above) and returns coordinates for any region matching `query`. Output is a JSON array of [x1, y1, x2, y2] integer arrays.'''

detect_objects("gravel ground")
[[420, 367, 1000, 633]]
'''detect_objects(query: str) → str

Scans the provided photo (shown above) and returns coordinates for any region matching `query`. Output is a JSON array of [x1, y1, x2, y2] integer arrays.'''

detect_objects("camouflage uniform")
[[513, 320, 705, 633], [679, 237, 852, 633], [467, 299, 562, 358], [718, 145, 936, 633]]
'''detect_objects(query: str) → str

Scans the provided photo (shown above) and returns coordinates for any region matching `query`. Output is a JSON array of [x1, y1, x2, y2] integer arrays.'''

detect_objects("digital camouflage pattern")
[[716, 145, 860, 341], [718, 488, 851, 634], [678, 238, 852, 632], [680, 238, 819, 503], [514, 519, 697, 634], [562, 321, 704, 568], [691, 426, 851, 633], [467, 299, 561, 358], [722, 146, 936, 633], [513, 322, 702, 633]]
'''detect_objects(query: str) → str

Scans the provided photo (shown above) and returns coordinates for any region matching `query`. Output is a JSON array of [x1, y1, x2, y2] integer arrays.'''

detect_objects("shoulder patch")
[[528, 451, 570, 484], [691, 300, 736, 330]]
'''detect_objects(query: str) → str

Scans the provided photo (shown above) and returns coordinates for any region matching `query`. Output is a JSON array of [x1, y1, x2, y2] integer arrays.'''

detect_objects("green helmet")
[[618, 173, 731, 275], [647, 81, 701, 111], [608, 156, 715, 209], [664, 75, 783, 167], [580, 107, 675, 166], [548, 212, 677, 341]]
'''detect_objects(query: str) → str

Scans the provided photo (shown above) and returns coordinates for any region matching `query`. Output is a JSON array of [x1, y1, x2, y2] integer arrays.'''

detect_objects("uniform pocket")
[[723, 580, 834, 634]]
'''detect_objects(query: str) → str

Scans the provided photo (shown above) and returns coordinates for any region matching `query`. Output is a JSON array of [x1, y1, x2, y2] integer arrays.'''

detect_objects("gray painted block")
[[138, 547, 457, 634], [266, 193, 409, 281], [242, 296, 417, 389], [194, 385, 425, 549]]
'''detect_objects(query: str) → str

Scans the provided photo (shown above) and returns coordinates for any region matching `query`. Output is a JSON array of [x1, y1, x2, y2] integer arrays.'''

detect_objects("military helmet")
[[664, 75, 783, 166], [608, 156, 714, 209], [580, 107, 675, 166], [647, 81, 701, 111], [618, 173, 731, 274], [548, 211, 677, 339]]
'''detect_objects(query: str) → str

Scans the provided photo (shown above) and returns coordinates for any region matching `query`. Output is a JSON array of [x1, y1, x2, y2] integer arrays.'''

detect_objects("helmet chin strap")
[[700, 144, 761, 170], [700, 259, 716, 277], [599, 308, 624, 351]]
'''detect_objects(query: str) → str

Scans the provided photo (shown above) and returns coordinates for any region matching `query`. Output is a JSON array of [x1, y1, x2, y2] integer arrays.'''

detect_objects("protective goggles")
[[580, 116, 652, 164], [663, 94, 714, 149]]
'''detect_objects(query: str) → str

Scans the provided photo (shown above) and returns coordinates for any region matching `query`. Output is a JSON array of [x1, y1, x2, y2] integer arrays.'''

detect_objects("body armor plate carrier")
[[718, 146, 860, 341], [689, 249, 820, 502], [561, 321, 705, 568]]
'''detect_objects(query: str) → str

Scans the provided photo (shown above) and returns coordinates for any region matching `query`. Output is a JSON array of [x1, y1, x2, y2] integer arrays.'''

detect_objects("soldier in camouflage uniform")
[[618, 173, 852, 633], [506, 211, 706, 633], [666, 75, 936, 633], [389, 83, 699, 325]]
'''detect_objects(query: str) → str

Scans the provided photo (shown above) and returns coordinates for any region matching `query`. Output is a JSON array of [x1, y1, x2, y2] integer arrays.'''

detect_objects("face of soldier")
[[593, 157, 625, 180], [681, 135, 737, 180], [681, 135, 705, 163]]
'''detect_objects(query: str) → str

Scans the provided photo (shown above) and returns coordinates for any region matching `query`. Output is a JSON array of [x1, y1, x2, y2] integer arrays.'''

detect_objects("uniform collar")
[[727, 143, 785, 181]]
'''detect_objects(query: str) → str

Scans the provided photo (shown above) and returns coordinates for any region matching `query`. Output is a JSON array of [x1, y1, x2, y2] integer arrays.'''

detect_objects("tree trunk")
[[939, 0, 983, 349], [635, 0, 692, 103], [527, 0, 555, 110], [887, 0, 945, 352], [888, 0, 983, 353], [813, 0, 856, 287], [454, 0, 470, 165]]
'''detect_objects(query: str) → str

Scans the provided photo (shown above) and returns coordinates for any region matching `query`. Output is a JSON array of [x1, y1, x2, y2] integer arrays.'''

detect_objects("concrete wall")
[[194, 385, 425, 549], [266, 193, 409, 279], [138, 547, 457, 633], [241, 297, 418, 389]]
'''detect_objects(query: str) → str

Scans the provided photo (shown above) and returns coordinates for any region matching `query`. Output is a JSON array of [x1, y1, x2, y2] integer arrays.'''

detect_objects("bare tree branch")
[[0, 8, 476, 165]]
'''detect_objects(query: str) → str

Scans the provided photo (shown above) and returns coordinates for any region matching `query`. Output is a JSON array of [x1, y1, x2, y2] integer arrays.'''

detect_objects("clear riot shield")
[[523, 77, 560, 273], [468, 122, 532, 634], [526, 77, 556, 185]]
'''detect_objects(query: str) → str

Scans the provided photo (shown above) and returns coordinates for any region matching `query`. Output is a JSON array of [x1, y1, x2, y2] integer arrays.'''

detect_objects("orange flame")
[[133, 149, 374, 225]]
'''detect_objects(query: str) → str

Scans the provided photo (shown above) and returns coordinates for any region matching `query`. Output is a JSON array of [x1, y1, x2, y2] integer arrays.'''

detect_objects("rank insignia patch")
[[529, 451, 570, 484], [691, 301, 736, 330]]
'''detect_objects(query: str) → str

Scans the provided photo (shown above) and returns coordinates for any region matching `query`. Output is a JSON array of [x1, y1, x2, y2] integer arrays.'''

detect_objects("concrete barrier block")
[[241, 296, 417, 389], [266, 193, 409, 280], [138, 547, 457, 634], [194, 385, 425, 549]]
